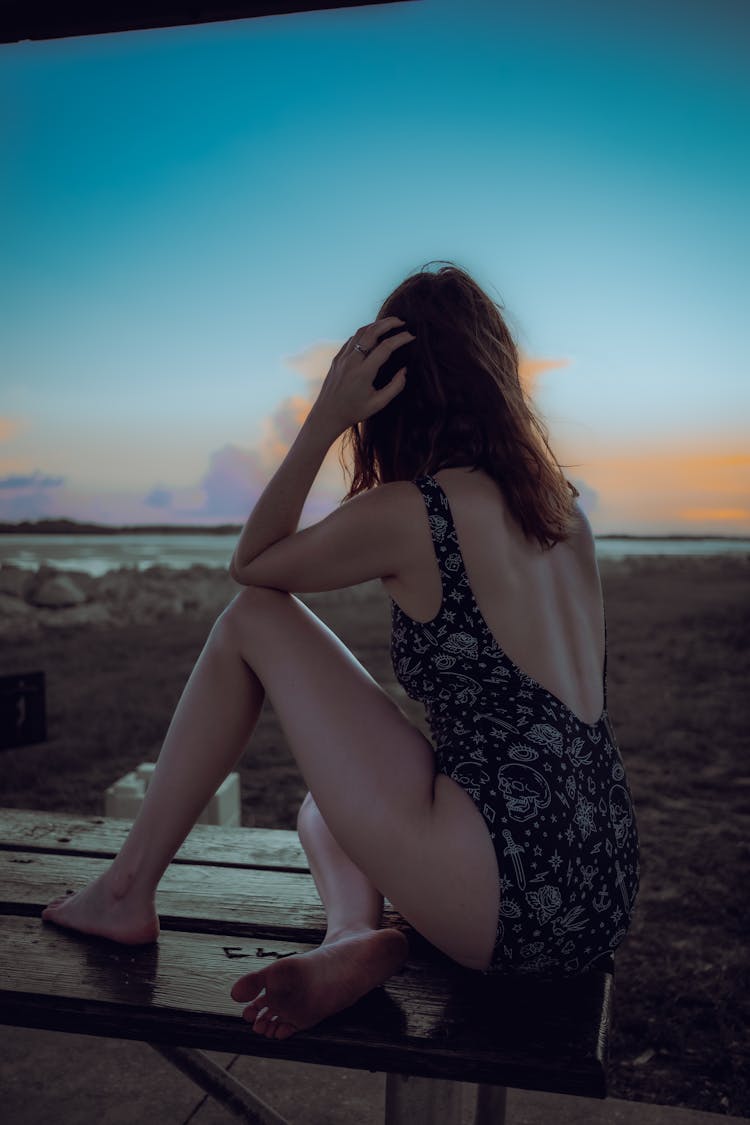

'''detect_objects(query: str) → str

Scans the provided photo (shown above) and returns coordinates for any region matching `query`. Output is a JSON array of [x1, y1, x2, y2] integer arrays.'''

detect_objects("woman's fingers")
[[350, 316, 405, 353], [366, 329, 415, 366]]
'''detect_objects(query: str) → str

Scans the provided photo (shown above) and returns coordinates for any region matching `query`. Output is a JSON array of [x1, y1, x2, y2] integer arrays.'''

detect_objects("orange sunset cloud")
[[519, 355, 571, 395], [0, 418, 20, 441], [572, 451, 750, 534], [679, 508, 750, 522]]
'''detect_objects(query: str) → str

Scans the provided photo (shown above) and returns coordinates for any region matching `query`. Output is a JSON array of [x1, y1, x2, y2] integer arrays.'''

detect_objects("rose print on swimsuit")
[[428, 513, 448, 542], [526, 884, 562, 924], [442, 631, 479, 660], [525, 723, 564, 756]]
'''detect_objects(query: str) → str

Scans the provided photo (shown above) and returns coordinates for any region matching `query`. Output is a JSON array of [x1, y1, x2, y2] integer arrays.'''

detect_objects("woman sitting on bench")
[[42, 262, 640, 1042]]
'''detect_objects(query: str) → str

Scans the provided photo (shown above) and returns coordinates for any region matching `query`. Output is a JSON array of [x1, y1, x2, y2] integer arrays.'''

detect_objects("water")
[[596, 537, 750, 561], [0, 533, 238, 576], [0, 533, 747, 577]]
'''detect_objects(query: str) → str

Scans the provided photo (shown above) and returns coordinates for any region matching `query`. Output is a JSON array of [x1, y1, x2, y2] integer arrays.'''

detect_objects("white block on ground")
[[105, 763, 241, 827]]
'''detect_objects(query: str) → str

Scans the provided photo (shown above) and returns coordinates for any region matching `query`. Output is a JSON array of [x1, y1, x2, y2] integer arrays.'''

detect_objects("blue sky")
[[1, 0, 748, 532]]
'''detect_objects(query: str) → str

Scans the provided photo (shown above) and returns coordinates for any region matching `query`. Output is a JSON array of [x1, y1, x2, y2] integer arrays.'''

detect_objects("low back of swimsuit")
[[389, 475, 640, 979]]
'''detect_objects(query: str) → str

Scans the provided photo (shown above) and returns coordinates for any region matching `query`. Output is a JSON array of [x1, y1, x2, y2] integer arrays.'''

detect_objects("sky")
[[1, 0, 748, 534]]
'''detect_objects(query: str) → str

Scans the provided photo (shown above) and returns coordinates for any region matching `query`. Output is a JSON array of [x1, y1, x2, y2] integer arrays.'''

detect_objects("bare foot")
[[41, 872, 159, 945], [230, 928, 409, 1040]]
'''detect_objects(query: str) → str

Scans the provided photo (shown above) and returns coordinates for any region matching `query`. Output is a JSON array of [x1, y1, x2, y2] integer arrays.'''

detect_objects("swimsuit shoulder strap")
[[411, 475, 466, 593]]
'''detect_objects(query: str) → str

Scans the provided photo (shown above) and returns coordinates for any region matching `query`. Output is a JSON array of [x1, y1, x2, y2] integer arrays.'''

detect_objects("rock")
[[0, 564, 33, 599], [60, 568, 97, 598], [28, 572, 87, 608], [39, 602, 112, 629], [0, 591, 35, 618]]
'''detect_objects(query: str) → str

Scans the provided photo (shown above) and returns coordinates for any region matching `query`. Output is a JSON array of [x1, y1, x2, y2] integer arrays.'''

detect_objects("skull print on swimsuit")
[[389, 475, 640, 979]]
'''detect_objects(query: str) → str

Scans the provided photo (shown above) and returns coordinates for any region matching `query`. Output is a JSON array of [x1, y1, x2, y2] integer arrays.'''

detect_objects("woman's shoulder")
[[566, 500, 598, 560]]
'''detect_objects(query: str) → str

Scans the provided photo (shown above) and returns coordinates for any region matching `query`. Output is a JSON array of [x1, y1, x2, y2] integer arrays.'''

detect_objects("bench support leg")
[[148, 1043, 292, 1125], [385, 1072, 463, 1124], [474, 1083, 508, 1124]]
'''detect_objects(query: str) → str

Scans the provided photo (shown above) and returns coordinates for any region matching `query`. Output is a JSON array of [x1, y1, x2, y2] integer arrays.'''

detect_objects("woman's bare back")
[[381, 465, 606, 727]]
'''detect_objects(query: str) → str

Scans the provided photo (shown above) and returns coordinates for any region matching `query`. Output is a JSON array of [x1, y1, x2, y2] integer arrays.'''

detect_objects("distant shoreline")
[[0, 519, 748, 542], [0, 520, 243, 536]]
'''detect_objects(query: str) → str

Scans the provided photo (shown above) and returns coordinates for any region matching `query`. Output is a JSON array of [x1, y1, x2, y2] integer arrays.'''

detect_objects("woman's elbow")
[[229, 559, 279, 589], [228, 556, 250, 585]]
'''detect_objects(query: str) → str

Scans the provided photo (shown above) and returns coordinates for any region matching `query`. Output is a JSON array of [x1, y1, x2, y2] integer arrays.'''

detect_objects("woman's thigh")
[[218, 585, 500, 971]]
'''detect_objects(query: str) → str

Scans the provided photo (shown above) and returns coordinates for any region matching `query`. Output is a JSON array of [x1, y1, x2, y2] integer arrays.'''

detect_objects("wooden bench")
[[0, 807, 614, 1123]]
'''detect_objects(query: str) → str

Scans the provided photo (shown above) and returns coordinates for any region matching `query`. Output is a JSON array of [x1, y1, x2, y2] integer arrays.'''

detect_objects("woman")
[[41, 263, 640, 1041]]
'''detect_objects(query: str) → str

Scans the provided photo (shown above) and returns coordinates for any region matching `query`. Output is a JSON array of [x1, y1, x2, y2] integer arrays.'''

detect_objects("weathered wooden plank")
[[0, 914, 610, 1096], [0, 807, 309, 871], [0, 850, 331, 938], [0, 848, 409, 937]]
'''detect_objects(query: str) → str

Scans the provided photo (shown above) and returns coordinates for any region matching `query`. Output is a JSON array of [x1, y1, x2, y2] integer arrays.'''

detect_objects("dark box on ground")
[[0, 672, 46, 750]]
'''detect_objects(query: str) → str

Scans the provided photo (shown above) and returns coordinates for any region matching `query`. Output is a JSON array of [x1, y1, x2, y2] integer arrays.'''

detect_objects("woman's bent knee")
[[213, 585, 286, 645], [226, 584, 289, 619], [296, 790, 316, 829]]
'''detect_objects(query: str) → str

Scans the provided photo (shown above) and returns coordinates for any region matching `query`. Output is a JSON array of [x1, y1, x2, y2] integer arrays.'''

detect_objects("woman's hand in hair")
[[309, 317, 414, 435]]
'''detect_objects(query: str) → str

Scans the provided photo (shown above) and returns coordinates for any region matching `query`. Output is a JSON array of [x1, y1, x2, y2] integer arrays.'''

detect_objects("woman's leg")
[[235, 793, 396, 1041], [296, 791, 384, 941], [41, 613, 268, 942], [217, 587, 499, 1039], [43, 586, 500, 1038]]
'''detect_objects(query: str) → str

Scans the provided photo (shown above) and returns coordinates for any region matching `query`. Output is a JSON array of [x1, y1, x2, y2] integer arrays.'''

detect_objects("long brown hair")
[[338, 262, 579, 549]]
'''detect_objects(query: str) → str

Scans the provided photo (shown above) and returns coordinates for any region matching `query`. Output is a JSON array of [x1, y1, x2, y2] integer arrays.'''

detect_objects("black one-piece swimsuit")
[[389, 475, 641, 979]]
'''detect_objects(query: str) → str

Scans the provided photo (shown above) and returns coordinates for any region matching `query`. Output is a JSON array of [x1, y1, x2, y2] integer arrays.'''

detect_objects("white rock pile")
[[0, 563, 239, 637], [0, 562, 385, 639]]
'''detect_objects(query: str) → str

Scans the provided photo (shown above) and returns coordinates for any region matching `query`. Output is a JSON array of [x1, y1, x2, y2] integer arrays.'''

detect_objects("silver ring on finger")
[[354, 343, 371, 356]]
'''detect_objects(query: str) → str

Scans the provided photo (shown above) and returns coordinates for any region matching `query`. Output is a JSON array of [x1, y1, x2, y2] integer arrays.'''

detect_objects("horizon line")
[[0, 518, 749, 542]]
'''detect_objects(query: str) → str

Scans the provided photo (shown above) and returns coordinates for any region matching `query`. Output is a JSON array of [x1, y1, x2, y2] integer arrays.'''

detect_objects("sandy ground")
[[1, 554, 748, 1116]]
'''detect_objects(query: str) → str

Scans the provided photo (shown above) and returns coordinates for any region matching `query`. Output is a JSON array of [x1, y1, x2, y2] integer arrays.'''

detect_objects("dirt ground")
[[1, 554, 748, 1116]]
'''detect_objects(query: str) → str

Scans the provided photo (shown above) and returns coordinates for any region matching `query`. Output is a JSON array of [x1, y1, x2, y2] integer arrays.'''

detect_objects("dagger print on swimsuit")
[[389, 476, 641, 980]]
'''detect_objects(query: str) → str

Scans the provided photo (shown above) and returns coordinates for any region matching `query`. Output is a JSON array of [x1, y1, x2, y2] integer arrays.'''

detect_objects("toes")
[[42, 896, 69, 915], [231, 971, 266, 1003], [238, 986, 267, 1023], [251, 1005, 272, 1036], [275, 1022, 297, 1040], [262, 1014, 282, 1038]]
